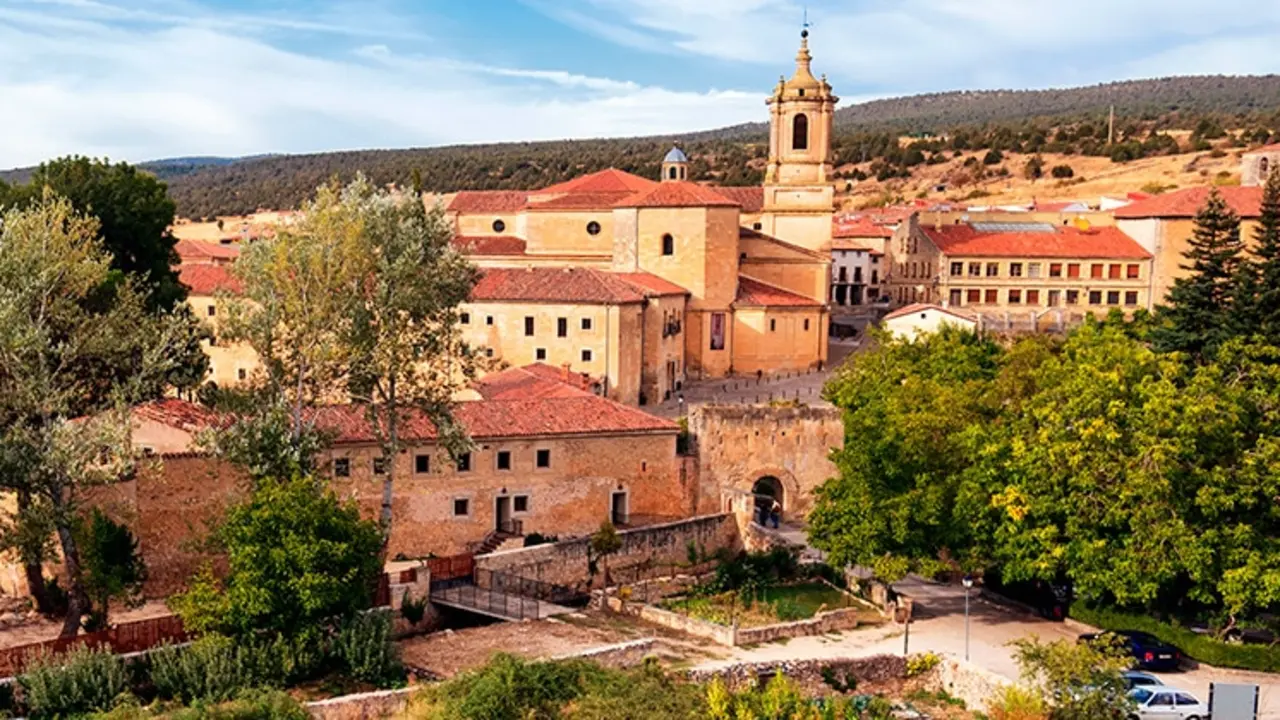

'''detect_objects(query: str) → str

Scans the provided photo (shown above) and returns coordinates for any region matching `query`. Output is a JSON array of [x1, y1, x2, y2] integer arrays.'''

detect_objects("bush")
[[149, 632, 325, 703], [19, 646, 131, 718], [987, 684, 1048, 720], [333, 611, 403, 688], [170, 690, 310, 720], [982, 149, 1003, 165], [1051, 164, 1074, 179], [1072, 603, 1280, 672], [905, 651, 940, 677], [400, 591, 427, 624]]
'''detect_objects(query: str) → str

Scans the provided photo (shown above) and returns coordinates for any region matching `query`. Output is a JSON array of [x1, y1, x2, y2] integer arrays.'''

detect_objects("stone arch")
[[738, 466, 801, 512], [792, 113, 809, 151]]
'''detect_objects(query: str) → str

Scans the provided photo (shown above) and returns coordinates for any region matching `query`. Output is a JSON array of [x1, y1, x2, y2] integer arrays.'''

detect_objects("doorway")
[[610, 491, 628, 526], [752, 476, 784, 527], [495, 495, 512, 533]]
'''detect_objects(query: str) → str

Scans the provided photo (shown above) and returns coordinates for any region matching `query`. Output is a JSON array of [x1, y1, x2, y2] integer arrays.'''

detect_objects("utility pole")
[[1108, 105, 1115, 146]]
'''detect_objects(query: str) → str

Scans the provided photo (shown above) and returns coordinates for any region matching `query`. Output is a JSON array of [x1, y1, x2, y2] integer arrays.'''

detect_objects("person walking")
[[770, 499, 781, 529]]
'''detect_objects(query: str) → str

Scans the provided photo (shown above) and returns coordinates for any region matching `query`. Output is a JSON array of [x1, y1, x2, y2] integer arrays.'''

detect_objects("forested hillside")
[[7, 75, 1280, 218]]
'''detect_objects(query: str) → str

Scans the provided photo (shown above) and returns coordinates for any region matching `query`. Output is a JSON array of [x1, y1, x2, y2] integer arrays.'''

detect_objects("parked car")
[[1122, 671, 1164, 689], [1079, 630, 1183, 671], [985, 569, 1072, 620], [1127, 687, 1207, 720]]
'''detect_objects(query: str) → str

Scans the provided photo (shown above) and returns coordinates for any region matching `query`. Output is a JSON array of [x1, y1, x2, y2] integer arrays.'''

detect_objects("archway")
[[752, 475, 784, 526]]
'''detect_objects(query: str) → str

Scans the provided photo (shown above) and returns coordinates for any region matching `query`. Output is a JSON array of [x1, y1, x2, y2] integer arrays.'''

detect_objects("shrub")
[[19, 646, 131, 718], [905, 651, 940, 677], [333, 611, 403, 688], [149, 632, 325, 703], [1072, 603, 1280, 672], [400, 591, 427, 624], [1051, 164, 1074, 179], [982, 149, 1003, 165], [987, 684, 1048, 720], [170, 690, 310, 720], [78, 509, 148, 630]]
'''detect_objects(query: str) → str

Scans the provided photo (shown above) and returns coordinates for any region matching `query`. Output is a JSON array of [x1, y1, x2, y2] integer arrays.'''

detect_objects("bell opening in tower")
[[792, 113, 809, 151]]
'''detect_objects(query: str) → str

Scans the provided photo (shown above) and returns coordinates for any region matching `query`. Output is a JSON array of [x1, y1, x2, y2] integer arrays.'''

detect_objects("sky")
[[3, 0, 1280, 170]]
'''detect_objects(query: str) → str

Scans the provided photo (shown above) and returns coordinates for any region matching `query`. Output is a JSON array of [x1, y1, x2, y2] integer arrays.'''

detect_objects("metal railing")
[[477, 569, 588, 608], [430, 568, 588, 620]]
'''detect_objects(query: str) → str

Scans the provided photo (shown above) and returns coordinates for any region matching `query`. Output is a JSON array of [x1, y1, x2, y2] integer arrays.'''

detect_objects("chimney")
[[561, 362, 571, 380]]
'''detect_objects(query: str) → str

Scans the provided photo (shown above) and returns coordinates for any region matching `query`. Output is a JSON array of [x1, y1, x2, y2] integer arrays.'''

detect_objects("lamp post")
[[962, 574, 974, 662]]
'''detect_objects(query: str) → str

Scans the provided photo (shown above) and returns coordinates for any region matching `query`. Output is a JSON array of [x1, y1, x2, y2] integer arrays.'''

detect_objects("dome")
[[663, 146, 689, 163]]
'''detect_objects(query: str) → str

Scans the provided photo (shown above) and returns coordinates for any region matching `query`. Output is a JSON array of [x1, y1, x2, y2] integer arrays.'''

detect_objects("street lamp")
[[962, 575, 974, 662]]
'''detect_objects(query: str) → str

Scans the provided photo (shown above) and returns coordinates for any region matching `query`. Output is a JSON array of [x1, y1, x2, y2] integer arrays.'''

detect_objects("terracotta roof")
[[833, 218, 894, 239], [1245, 143, 1280, 154], [1113, 186, 1263, 219], [921, 224, 1152, 260], [883, 303, 977, 323], [832, 239, 880, 252], [179, 264, 242, 295], [311, 396, 676, 443], [133, 399, 223, 432], [175, 239, 240, 263], [734, 276, 822, 308], [471, 267, 647, 304], [539, 168, 657, 195], [475, 364, 596, 400], [614, 272, 690, 297], [447, 191, 529, 213], [452, 235, 528, 255], [715, 186, 765, 213], [525, 192, 633, 211], [616, 181, 738, 209]]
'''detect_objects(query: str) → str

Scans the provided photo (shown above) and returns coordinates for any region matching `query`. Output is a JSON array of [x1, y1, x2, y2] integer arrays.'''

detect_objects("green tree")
[[5, 157, 186, 311], [170, 476, 382, 637], [77, 509, 147, 630], [1010, 636, 1132, 720], [0, 195, 192, 635], [199, 399, 331, 486], [1151, 189, 1244, 357], [588, 521, 623, 586], [1024, 155, 1044, 181], [1245, 168, 1280, 342]]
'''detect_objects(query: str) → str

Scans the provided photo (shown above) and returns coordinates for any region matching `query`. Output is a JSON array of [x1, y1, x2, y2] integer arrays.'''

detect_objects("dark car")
[[985, 570, 1072, 621], [1079, 630, 1183, 671]]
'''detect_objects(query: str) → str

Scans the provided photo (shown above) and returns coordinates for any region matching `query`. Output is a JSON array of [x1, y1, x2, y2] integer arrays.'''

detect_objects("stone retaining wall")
[[685, 654, 908, 691], [632, 603, 737, 645], [924, 656, 1011, 714], [734, 606, 863, 646], [306, 687, 416, 720], [547, 638, 657, 668]]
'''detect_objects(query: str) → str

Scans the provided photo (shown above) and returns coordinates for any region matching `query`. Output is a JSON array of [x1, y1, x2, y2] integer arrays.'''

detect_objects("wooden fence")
[[0, 614, 188, 677]]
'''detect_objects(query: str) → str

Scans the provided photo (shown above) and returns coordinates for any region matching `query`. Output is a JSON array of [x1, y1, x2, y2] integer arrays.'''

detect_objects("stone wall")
[[306, 687, 416, 720], [688, 404, 843, 517], [546, 638, 657, 668], [924, 656, 1011, 715], [734, 606, 863, 646], [632, 603, 737, 646], [474, 513, 739, 591], [686, 654, 907, 692]]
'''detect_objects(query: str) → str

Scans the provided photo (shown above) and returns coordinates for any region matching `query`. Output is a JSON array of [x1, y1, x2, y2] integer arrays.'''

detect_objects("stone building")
[[177, 262, 259, 389], [830, 218, 890, 308], [887, 214, 1153, 330], [1242, 143, 1280, 187], [882, 303, 978, 342]]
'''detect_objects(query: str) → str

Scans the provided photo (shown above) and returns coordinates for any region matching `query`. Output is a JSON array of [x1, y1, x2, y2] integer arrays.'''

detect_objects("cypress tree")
[[1250, 168, 1280, 343], [1152, 189, 1244, 357]]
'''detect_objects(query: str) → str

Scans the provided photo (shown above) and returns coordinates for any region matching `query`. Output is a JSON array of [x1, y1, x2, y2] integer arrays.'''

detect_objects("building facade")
[[1242, 143, 1280, 187]]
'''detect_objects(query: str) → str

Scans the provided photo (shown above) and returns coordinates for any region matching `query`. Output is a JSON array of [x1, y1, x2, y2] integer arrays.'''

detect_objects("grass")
[[661, 583, 860, 628]]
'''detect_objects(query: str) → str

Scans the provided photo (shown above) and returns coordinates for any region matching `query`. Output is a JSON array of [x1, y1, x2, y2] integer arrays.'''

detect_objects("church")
[[445, 31, 839, 406]]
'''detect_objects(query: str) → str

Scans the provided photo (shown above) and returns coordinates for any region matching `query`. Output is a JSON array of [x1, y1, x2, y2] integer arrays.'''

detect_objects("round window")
[[492, 219, 506, 233], [586, 221, 601, 236]]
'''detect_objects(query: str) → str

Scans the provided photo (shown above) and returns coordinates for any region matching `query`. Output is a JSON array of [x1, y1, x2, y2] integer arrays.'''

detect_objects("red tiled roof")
[[616, 181, 738, 208], [175, 239, 240, 263], [133, 399, 223, 432], [1246, 143, 1280, 154], [476, 364, 596, 400], [921, 224, 1152, 260], [471, 267, 647, 304], [1113, 186, 1263, 219], [832, 239, 880, 252], [833, 218, 894, 239], [734, 276, 822, 308], [526, 192, 633, 211], [539, 168, 657, 195], [452, 235, 527, 255], [179, 264, 242, 295], [447, 191, 530, 213], [311, 396, 676, 443], [883, 303, 977, 323], [614, 272, 690, 297], [716, 186, 764, 213]]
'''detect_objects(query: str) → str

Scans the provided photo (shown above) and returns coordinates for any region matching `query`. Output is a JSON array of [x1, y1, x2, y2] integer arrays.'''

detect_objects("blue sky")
[[3, 0, 1280, 169]]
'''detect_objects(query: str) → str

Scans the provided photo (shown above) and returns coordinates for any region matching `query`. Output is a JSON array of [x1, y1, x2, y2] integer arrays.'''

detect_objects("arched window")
[[792, 113, 809, 151], [1262, 157, 1271, 177], [661, 233, 675, 256], [668, 166, 678, 180]]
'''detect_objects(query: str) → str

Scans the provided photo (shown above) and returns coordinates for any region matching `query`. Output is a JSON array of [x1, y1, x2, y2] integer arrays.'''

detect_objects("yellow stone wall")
[[454, 212, 524, 237], [730, 308, 826, 374], [738, 234, 830, 303], [759, 188, 836, 253], [639, 295, 689, 404], [524, 211, 615, 255], [626, 206, 739, 310], [187, 294, 261, 388], [1118, 217, 1261, 303]]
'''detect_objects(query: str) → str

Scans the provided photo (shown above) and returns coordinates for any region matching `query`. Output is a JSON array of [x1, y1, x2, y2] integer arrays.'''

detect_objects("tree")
[[0, 195, 192, 635], [1010, 636, 1132, 720], [4, 157, 186, 311], [588, 521, 622, 587], [198, 400, 331, 487], [1244, 168, 1280, 343], [984, 148, 1004, 165], [1023, 155, 1044, 181], [77, 509, 147, 630], [1051, 164, 1074, 179], [1151, 189, 1244, 357], [170, 476, 383, 638]]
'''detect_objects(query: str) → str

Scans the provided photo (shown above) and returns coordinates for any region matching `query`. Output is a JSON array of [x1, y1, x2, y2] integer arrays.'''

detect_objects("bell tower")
[[759, 27, 838, 253], [662, 145, 689, 182]]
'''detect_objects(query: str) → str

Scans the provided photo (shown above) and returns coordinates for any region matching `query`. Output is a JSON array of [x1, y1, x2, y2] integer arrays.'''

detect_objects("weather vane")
[[802, 6, 811, 37]]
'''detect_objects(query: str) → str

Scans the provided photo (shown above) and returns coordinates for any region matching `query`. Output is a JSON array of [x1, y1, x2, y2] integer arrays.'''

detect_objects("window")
[[1049, 263, 1063, 278], [662, 234, 675, 256], [492, 219, 506, 233], [986, 262, 999, 277], [803, 319, 810, 331], [1008, 289, 1022, 304], [581, 317, 593, 331], [985, 289, 998, 304], [1066, 289, 1080, 305], [1026, 289, 1040, 305], [950, 262, 963, 276], [496, 450, 511, 471], [1010, 263, 1023, 277], [668, 166, 678, 180], [486, 315, 494, 325], [456, 452, 471, 472], [586, 221, 601, 236], [1108, 263, 1122, 279], [453, 498, 469, 517], [535, 348, 547, 361], [238, 368, 247, 381], [581, 349, 593, 362], [1127, 264, 1140, 279], [1067, 263, 1081, 278], [414, 454, 430, 474], [710, 312, 726, 350], [1107, 290, 1120, 305], [524, 316, 535, 336], [753, 222, 762, 231], [373, 456, 386, 475], [769, 319, 777, 332], [871, 270, 879, 285], [1090, 264, 1104, 279], [949, 289, 962, 305], [1089, 290, 1103, 305], [1151, 693, 1174, 707], [514, 495, 529, 513], [1048, 290, 1061, 306], [557, 317, 568, 338], [968, 262, 981, 277], [484, 348, 494, 358], [1125, 291, 1139, 306], [536, 449, 551, 468], [966, 289, 981, 304], [1028, 263, 1042, 279], [333, 458, 350, 477], [460, 312, 470, 325], [1175, 694, 1198, 707], [792, 113, 809, 150], [206, 304, 216, 317]]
